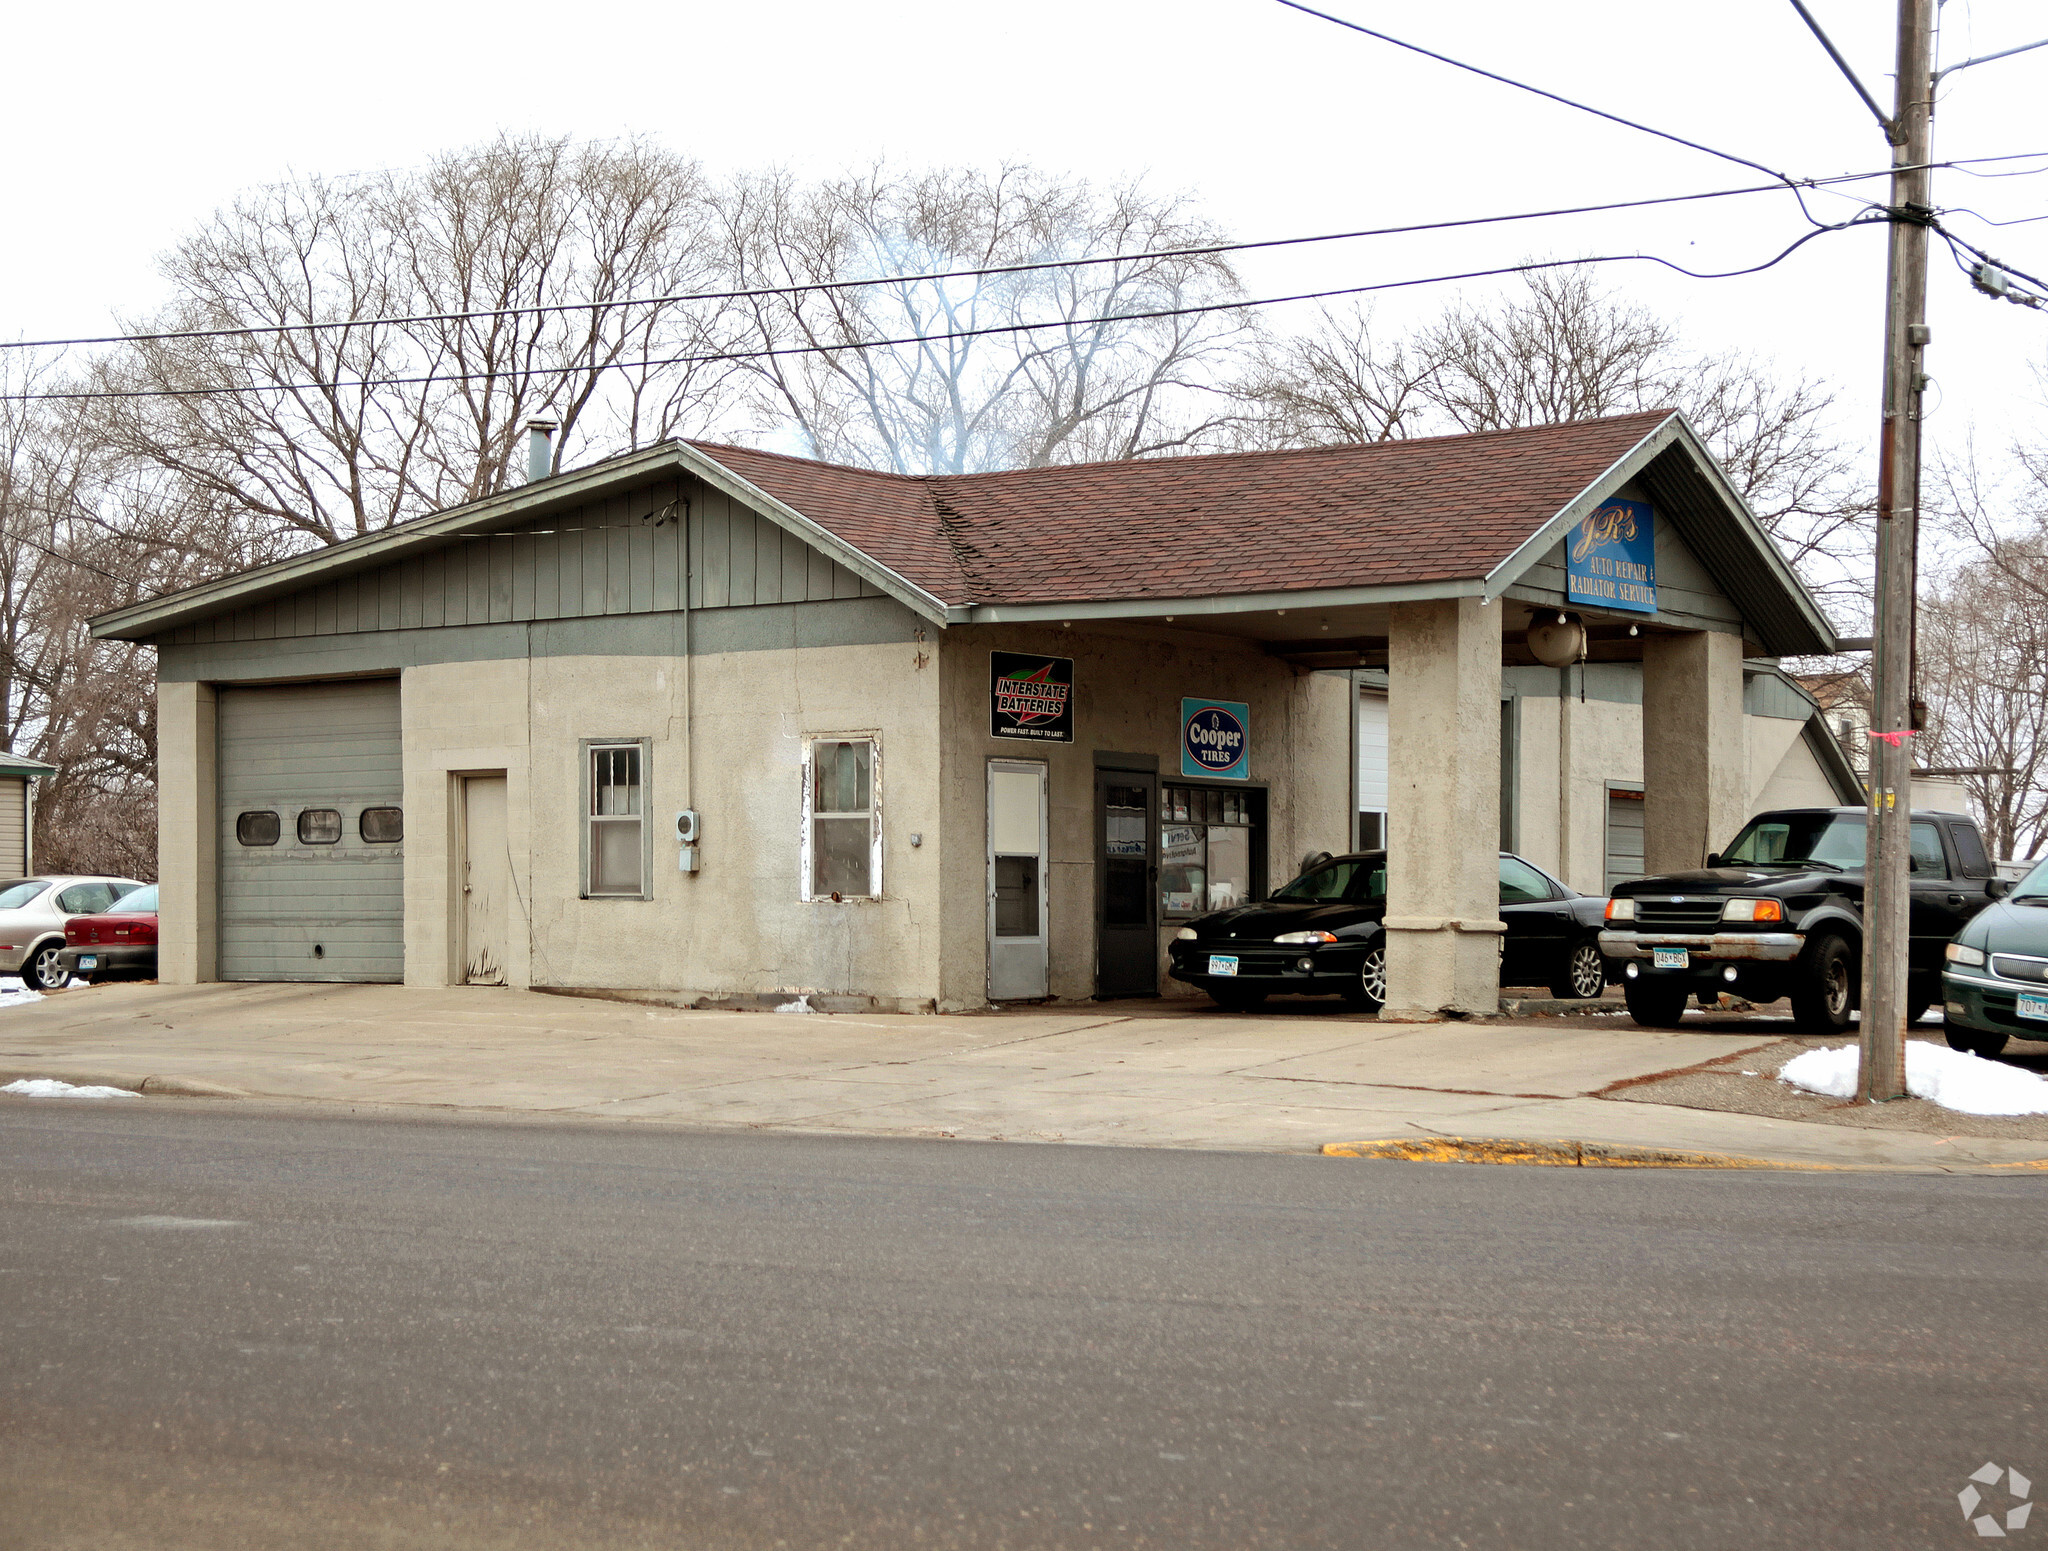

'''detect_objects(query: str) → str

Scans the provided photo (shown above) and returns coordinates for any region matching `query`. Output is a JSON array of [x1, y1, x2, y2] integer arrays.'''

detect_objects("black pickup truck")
[[1599, 806, 2006, 1030]]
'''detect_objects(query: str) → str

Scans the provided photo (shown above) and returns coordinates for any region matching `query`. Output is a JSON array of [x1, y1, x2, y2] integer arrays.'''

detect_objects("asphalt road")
[[2, 1103, 2041, 1550]]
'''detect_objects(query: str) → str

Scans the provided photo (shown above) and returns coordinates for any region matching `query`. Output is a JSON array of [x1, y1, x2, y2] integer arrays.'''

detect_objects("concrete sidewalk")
[[2, 981, 2044, 1171]]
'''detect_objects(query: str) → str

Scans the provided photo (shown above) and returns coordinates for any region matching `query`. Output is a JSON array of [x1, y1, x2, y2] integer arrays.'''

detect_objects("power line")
[[1941, 153, 2048, 177], [1267, 0, 1799, 185], [0, 165, 1945, 356], [1941, 225, 2048, 292], [1939, 224, 2048, 309], [1944, 206, 2048, 228], [4, 221, 1887, 406], [0, 525, 131, 585]]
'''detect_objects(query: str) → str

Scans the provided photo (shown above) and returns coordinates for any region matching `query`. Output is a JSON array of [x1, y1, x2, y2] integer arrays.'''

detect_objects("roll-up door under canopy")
[[218, 679, 403, 982], [1606, 787, 1646, 893]]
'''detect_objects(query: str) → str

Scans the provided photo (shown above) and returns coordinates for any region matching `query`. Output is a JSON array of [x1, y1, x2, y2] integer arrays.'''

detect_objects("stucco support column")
[[1641, 629, 1747, 873], [1381, 597, 1505, 1020], [157, 680, 218, 983]]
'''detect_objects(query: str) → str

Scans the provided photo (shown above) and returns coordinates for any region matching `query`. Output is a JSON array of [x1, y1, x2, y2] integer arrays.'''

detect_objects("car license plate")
[[1652, 947, 1689, 970], [1208, 955, 1239, 977], [77, 955, 97, 970], [2019, 993, 2048, 1022]]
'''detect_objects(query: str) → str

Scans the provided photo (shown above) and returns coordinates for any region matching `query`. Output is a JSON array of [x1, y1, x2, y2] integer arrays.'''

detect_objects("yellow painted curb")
[[1326, 1137, 1820, 1170], [1320, 1136, 2048, 1172]]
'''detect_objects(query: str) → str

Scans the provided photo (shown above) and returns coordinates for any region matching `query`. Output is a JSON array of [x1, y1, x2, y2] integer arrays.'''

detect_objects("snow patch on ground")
[[774, 994, 815, 1014], [0, 977, 44, 1009], [2, 1078, 137, 1100], [1779, 1043, 2048, 1117]]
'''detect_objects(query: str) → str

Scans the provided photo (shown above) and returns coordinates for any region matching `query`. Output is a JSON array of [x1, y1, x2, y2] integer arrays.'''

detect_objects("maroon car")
[[58, 884, 158, 982]]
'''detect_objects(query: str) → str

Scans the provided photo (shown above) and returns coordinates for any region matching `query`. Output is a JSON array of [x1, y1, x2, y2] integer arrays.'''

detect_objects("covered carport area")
[[945, 409, 1839, 1017]]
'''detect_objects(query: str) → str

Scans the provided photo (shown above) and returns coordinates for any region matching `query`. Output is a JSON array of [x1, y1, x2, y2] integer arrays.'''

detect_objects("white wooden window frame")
[[801, 734, 883, 902], [582, 738, 653, 900]]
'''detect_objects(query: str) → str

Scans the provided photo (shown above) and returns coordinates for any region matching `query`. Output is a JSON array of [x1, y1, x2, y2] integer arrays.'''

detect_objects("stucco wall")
[[399, 639, 944, 1002], [401, 657, 537, 990], [156, 679, 219, 984], [1748, 718, 1840, 812], [937, 623, 1349, 1008], [1508, 691, 1644, 895], [1504, 682, 1848, 895]]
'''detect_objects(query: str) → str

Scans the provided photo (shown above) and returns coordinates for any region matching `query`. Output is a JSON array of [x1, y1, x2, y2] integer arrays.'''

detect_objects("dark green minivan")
[[1941, 859, 2048, 1056]]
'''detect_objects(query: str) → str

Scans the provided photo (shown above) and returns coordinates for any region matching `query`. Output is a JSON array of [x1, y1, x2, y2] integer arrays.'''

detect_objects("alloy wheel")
[[29, 945, 65, 992], [1568, 943, 1605, 999], [1360, 946, 1387, 1008]]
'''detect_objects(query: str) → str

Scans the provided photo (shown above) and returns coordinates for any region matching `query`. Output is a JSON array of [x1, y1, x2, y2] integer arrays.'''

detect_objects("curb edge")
[[1320, 1136, 2048, 1172]]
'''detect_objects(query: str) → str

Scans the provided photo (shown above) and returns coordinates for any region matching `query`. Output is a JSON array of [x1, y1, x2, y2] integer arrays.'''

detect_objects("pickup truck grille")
[[1632, 899, 1727, 931]]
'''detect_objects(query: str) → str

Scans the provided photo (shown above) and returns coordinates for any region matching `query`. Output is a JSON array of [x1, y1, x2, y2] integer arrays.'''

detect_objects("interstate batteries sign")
[[990, 652, 1075, 742], [1566, 498, 1658, 614], [1181, 698, 1250, 780]]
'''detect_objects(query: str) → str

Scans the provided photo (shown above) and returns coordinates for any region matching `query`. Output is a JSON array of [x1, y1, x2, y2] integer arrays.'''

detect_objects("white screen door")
[[988, 760, 1049, 1000]]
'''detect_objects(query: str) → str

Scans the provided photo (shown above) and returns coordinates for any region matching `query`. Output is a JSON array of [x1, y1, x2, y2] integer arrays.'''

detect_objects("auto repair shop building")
[[97, 409, 1840, 1016]]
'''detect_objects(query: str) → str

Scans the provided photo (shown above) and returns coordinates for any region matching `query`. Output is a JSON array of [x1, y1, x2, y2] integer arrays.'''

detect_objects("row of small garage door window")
[[235, 807, 404, 846]]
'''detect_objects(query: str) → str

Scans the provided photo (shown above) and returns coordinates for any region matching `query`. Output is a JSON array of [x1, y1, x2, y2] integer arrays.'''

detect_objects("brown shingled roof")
[[689, 412, 1672, 608]]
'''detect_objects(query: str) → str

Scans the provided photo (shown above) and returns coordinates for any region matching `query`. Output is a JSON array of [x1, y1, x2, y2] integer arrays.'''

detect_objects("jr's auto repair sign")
[[991, 652, 1075, 742], [1181, 698, 1250, 780], [1566, 497, 1657, 614]]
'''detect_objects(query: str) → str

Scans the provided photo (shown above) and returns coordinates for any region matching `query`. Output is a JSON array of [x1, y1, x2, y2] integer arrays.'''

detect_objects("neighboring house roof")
[[1794, 669, 1869, 715], [0, 754, 56, 779], [91, 410, 1837, 656]]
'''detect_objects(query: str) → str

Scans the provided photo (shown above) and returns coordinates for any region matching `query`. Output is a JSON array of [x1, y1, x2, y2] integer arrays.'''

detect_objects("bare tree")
[[1916, 557, 2048, 860], [0, 355, 250, 876], [709, 163, 1252, 474], [1228, 307, 1441, 446], [84, 134, 738, 551], [1234, 268, 1868, 606]]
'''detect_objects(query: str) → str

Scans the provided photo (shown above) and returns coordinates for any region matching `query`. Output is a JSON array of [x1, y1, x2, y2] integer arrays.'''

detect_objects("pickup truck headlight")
[[1174, 927, 1199, 942], [1946, 942, 1986, 967], [1604, 898, 1634, 922], [1274, 930, 1338, 945], [1721, 898, 1784, 923]]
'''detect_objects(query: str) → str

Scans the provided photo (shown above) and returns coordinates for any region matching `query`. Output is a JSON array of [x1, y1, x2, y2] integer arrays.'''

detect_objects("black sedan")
[[1167, 851, 1610, 1012], [1941, 859, 2048, 1056]]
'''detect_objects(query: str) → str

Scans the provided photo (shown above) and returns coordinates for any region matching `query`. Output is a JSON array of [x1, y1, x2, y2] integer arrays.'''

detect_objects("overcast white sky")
[[10, 0, 2045, 490]]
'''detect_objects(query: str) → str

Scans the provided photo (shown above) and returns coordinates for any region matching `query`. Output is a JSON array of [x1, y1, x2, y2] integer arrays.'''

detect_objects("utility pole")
[[1790, 3, 2048, 1096], [1859, 0, 1937, 1102]]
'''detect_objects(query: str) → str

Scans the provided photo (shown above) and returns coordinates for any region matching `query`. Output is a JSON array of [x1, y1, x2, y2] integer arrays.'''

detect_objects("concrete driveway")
[[3, 981, 2044, 1170]]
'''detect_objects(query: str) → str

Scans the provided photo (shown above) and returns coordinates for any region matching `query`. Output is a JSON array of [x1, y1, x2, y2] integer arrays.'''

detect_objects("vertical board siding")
[[163, 475, 886, 647], [0, 778, 26, 876]]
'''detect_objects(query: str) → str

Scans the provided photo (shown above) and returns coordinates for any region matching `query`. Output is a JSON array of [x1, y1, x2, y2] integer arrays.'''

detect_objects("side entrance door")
[[461, 774, 510, 986], [987, 760, 1049, 1001], [1095, 767, 1158, 997]]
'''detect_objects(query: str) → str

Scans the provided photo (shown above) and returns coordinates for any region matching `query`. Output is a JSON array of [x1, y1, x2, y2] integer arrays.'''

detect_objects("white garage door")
[[217, 680, 404, 982], [1606, 786, 1646, 892]]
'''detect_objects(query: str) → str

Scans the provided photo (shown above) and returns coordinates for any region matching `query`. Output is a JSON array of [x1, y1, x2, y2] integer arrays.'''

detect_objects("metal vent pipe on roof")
[[526, 420, 558, 483]]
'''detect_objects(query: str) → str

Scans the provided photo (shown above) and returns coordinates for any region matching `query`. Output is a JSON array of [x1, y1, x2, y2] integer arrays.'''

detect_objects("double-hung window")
[[805, 737, 880, 900], [585, 740, 650, 898]]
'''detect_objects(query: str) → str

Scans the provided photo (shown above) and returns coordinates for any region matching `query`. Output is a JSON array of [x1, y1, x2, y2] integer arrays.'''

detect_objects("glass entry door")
[[1095, 767, 1158, 997], [987, 760, 1049, 1001]]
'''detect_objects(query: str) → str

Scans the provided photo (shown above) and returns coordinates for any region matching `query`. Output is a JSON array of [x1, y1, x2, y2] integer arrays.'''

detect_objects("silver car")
[[0, 876, 148, 990]]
